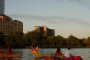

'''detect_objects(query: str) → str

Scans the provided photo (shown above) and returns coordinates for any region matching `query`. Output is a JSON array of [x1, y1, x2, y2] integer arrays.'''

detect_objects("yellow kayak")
[[35, 53, 64, 59], [0, 54, 21, 58]]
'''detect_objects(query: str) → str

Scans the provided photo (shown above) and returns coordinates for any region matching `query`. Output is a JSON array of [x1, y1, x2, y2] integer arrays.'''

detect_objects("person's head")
[[8, 46, 11, 50], [57, 47, 60, 53], [67, 45, 71, 50]]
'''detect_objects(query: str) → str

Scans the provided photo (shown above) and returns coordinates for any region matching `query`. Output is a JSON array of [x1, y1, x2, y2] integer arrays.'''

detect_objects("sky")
[[5, 0, 90, 38]]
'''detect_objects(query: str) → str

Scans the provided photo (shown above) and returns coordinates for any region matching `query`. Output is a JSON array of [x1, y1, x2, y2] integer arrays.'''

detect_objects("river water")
[[0, 48, 90, 60]]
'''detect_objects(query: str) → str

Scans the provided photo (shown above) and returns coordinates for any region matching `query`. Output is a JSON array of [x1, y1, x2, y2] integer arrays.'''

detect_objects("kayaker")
[[31, 47, 38, 53], [5, 46, 13, 54], [33, 47, 37, 51], [64, 45, 75, 58], [55, 47, 62, 55]]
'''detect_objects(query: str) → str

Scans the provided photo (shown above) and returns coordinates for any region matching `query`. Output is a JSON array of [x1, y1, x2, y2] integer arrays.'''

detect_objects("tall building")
[[12, 20, 23, 33], [0, 14, 13, 35], [35, 26, 55, 36], [0, 14, 23, 35], [0, 0, 5, 14]]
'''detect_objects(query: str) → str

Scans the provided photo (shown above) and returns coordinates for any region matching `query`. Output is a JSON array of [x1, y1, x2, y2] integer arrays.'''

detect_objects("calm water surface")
[[1, 48, 90, 60]]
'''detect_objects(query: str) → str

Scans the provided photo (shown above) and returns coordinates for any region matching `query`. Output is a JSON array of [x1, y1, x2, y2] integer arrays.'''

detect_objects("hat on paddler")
[[67, 45, 71, 49]]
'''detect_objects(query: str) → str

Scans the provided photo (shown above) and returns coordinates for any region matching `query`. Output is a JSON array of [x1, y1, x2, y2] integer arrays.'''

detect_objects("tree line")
[[0, 31, 90, 48]]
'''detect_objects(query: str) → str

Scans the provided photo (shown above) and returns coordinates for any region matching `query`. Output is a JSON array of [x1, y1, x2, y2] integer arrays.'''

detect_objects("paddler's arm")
[[59, 50, 62, 56], [4, 50, 9, 54]]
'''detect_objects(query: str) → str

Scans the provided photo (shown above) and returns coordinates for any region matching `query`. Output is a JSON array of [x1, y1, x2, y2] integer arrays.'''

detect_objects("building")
[[35, 26, 55, 36], [0, 14, 13, 35], [0, 0, 5, 14], [12, 20, 23, 33], [0, 14, 23, 35], [47, 28, 55, 36]]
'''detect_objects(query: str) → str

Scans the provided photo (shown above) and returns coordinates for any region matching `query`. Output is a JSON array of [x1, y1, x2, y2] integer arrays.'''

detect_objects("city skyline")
[[5, 0, 90, 38]]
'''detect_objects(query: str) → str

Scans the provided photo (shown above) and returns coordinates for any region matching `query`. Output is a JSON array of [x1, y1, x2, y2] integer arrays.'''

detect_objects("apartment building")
[[12, 20, 23, 33], [0, 14, 23, 35], [0, 0, 5, 14], [35, 26, 55, 36], [0, 14, 13, 35]]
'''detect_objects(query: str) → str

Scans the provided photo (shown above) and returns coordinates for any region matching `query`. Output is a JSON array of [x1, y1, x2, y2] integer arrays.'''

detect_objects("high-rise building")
[[35, 26, 55, 36], [12, 20, 23, 33], [0, 14, 13, 35], [0, 14, 23, 35], [0, 0, 5, 14]]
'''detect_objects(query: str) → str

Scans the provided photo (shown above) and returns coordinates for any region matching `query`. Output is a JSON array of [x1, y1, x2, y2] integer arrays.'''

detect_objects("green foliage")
[[3, 35, 14, 47], [22, 34, 28, 47], [68, 35, 78, 46], [47, 36, 56, 46], [86, 37, 90, 46], [1, 30, 90, 48], [46, 35, 66, 47], [26, 31, 42, 47], [41, 36, 48, 45], [0, 31, 3, 41], [13, 31, 24, 47]]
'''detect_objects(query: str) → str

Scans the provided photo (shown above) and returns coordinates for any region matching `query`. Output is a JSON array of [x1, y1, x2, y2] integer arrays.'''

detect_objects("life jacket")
[[7, 49, 13, 54], [34, 48, 37, 51], [55, 51, 59, 55]]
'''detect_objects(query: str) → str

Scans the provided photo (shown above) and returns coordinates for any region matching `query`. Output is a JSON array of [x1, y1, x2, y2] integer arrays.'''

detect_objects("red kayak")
[[42, 56, 83, 60]]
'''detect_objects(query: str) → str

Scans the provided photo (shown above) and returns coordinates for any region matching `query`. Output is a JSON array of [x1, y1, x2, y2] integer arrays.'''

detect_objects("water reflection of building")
[[0, 0, 5, 14], [0, 14, 23, 35], [35, 26, 55, 36]]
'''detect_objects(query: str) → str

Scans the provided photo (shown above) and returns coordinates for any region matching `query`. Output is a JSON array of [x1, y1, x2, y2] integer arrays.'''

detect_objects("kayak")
[[42, 56, 83, 60], [35, 53, 64, 59], [31, 50, 38, 54], [0, 54, 21, 58]]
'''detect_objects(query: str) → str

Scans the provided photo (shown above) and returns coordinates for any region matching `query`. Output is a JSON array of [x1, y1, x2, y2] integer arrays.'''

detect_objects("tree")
[[26, 31, 42, 47], [0, 31, 4, 47], [13, 31, 24, 47], [41, 36, 48, 46], [87, 37, 90, 46], [56, 35, 66, 47], [0, 31, 3, 40], [22, 34, 28, 47], [68, 35, 78, 46], [3, 35, 14, 47], [47, 36, 56, 47], [81, 38, 87, 47]]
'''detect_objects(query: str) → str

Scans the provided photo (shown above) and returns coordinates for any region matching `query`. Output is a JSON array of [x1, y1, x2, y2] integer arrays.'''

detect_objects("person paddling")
[[64, 45, 75, 59], [55, 47, 62, 55], [53, 47, 62, 59], [31, 47, 38, 53], [5, 46, 13, 54]]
